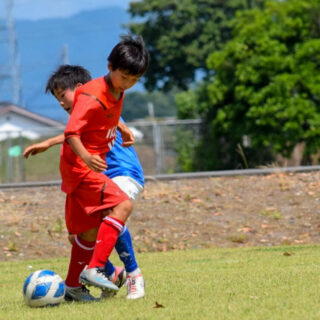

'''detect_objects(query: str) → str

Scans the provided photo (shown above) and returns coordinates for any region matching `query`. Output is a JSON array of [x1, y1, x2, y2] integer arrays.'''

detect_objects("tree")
[[128, 0, 264, 91], [177, 0, 320, 170]]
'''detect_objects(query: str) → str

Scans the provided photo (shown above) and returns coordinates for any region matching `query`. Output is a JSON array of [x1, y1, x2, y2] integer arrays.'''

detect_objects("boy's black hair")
[[108, 35, 150, 76], [45, 65, 92, 95]]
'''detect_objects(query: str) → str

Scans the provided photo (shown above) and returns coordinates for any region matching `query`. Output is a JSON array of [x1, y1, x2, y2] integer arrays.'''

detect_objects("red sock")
[[88, 217, 124, 269], [65, 236, 95, 287]]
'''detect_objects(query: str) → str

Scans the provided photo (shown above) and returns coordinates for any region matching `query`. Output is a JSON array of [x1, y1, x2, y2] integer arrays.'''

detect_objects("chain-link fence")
[[0, 119, 202, 183]]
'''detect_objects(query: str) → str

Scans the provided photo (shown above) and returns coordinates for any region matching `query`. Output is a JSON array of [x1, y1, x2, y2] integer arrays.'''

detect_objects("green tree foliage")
[[178, 0, 320, 170], [128, 0, 264, 91], [175, 129, 197, 172]]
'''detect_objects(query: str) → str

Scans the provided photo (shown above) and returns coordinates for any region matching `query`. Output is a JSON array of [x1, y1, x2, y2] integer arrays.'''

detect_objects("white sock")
[[128, 268, 141, 277]]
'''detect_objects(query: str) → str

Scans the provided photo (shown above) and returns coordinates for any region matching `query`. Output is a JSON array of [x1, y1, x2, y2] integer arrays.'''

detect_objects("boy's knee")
[[120, 200, 133, 220], [104, 199, 132, 222], [68, 234, 75, 245], [122, 199, 133, 214], [78, 227, 99, 242]]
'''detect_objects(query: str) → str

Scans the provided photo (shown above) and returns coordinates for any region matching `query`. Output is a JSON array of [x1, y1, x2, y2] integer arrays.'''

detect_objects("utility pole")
[[0, 0, 23, 106], [61, 43, 69, 64]]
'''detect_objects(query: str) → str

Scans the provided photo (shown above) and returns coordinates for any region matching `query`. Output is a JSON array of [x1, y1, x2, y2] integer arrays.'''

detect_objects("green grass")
[[1, 138, 61, 183], [24, 142, 61, 181], [0, 245, 320, 320]]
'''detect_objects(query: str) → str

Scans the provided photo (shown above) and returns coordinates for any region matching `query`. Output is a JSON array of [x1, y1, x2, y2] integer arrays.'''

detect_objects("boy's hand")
[[118, 121, 135, 147], [24, 134, 64, 159], [120, 127, 135, 147], [23, 141, 50, 158], [83, 153, 108, 172], [67, 136, 107, 172]]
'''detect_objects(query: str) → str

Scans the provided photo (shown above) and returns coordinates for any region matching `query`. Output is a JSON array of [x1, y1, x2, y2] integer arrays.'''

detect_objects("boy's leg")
[[101, 261, 127, 299], [64, 195, 102, 301], [116, 226, 145, 299], [110, 176, 145, 299], [65, 192, 121, 292], [80, 200, 132, 290], [67, 230, 123, 300], [71, 233, 119, 279], [71, 172, 132, 290], [115, 226, 138, 273], [105, 260, 116, 277], [111, 177, 141, 273], [65, 234, 97, 302], [87, 199, 132, 268], [104, 260, 126, 288]]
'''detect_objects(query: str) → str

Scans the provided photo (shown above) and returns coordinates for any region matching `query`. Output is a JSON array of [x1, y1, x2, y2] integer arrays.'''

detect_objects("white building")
[[0, 102, 64, 141]]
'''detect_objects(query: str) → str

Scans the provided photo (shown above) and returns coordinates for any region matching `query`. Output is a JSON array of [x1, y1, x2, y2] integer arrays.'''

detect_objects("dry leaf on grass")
[[153, 301, 164, 308]]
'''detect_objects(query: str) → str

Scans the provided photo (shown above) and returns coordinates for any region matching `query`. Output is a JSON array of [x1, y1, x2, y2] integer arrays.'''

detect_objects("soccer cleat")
[[111, 266, 127, 288], [64, 285, 98, 302], [101, 266, 127, 299], [126, 273, 145, 299], [79, 266, 119, 291]]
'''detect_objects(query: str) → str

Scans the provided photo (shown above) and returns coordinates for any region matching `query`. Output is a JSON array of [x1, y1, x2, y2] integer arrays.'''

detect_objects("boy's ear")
[[75, 82, 83, 88], [108, 63, 114, 72]]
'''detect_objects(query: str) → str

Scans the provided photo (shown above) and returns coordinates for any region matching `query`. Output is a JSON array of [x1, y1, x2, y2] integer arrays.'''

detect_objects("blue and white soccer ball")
[[23, 269, 65, 307]]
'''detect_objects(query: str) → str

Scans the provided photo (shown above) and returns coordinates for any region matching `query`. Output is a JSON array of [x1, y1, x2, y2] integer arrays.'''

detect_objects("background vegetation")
[[128, 0, 320, 170]]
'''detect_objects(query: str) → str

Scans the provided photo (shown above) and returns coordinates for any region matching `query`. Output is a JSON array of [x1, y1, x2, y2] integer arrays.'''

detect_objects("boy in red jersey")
[[60, 35, 149, 292], [25, 64, 146, 301]]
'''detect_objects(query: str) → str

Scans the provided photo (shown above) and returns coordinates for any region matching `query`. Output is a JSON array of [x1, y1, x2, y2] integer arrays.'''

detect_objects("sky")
[[13, 0, 132, 20]]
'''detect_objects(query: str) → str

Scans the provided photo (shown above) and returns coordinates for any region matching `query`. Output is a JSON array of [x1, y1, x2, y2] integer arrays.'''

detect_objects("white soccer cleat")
[[79, 266, 119, 291], [126, 273, 145, 299]]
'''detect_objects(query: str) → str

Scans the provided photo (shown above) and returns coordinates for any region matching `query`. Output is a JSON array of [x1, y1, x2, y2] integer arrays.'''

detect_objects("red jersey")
[[60, 76, 124, 194]]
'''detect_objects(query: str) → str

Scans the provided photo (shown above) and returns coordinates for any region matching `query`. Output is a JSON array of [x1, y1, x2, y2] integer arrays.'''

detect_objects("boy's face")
[[53, 85, 80, 114], [108, 64, 140, 93]]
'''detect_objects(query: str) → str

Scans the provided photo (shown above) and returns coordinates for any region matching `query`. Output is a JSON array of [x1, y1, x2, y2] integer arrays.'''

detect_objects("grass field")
[[0, 245, 319, 320]]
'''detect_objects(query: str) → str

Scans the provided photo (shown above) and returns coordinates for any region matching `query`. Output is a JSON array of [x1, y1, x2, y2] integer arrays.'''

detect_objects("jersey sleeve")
[[64, 94, 99, 139]]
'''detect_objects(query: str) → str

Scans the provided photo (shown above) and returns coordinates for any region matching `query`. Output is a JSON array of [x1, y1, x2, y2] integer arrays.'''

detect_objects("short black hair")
[[45, 65, 92, 95], [108, 35, 149, 76]]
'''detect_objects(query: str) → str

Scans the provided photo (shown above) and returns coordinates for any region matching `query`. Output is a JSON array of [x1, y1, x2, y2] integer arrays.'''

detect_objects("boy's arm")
[[67, 136, 107, 172], [118, 121, 135, 147], [24, 134, 64, 159]]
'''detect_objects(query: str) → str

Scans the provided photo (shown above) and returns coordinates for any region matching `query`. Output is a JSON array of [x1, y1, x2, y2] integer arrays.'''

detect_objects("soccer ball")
[[23, 269, 65, 307]]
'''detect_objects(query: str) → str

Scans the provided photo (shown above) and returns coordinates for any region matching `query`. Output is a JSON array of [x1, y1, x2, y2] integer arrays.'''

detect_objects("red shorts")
[[65, 171, 129, 234]]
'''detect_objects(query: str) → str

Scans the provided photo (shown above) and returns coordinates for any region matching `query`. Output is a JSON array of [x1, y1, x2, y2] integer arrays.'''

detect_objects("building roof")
[[0, 102, 65, 129], [0, 122, 40, 141]]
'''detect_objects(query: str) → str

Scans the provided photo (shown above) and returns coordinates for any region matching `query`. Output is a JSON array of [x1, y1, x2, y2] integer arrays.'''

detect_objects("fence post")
[[148, 102, 163, 174], [0, 141, 2, 183], [19, 132, 25, 181], [154, 123, 163, 174], [6, 133, 12, 183]]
